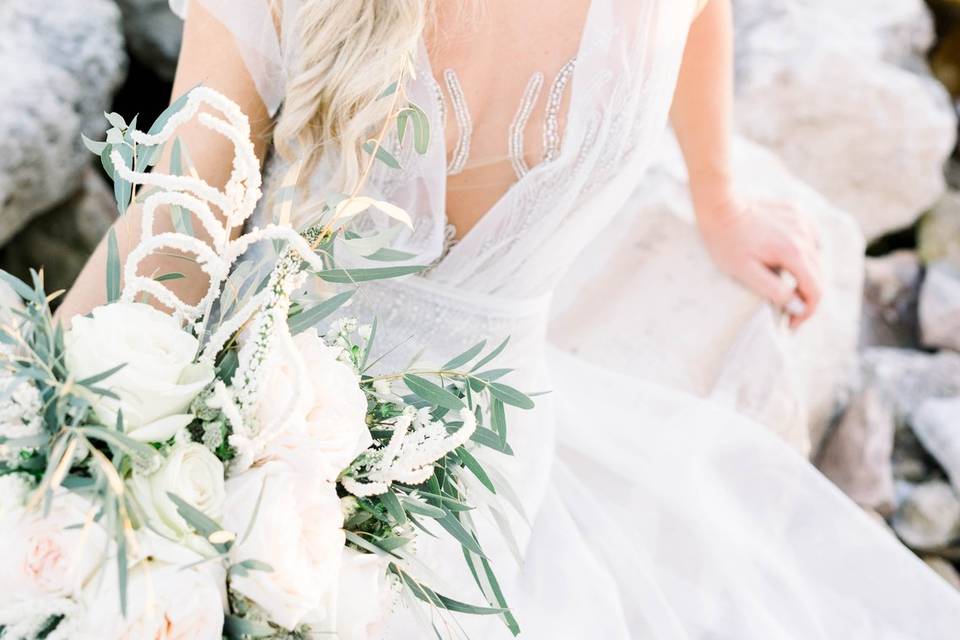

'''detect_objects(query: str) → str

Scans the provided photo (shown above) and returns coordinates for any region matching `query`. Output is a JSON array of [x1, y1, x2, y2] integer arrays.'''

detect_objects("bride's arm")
[[55, 0, 274, 322], [671, 0, 823, 329]]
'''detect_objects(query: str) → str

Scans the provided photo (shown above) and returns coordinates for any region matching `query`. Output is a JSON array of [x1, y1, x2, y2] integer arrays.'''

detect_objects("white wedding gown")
[[174, 1, 960, 637]]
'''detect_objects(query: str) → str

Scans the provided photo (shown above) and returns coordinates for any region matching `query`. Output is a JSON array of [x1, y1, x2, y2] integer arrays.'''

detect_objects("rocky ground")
[[2, 0, 960, 589]]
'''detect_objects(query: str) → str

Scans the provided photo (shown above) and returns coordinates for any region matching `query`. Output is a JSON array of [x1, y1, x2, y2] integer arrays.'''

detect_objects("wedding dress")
[[171, 1, 960, 637]]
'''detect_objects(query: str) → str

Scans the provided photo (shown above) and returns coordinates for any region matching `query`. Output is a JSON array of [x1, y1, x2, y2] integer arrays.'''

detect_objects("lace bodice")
[[170, 0, 702, 366]]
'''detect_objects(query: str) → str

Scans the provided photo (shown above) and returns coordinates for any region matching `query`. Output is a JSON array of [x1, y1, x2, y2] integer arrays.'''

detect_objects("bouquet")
[[0, 82, 531, 639]]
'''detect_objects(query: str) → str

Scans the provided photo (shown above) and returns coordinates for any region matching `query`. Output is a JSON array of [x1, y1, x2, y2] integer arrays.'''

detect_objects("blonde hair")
[[273, 0, 430, 199]]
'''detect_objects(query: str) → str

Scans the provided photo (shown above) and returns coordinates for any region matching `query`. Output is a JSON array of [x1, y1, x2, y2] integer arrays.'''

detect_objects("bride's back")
[[426, 1, 592, 237]]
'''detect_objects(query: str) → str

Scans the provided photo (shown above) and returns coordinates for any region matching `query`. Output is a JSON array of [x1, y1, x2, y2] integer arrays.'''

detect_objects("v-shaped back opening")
[[419, 0, 599, 263]]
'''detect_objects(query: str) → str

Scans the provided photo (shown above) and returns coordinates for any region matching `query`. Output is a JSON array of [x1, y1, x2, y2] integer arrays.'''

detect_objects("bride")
[[59, 0, 960, 637]]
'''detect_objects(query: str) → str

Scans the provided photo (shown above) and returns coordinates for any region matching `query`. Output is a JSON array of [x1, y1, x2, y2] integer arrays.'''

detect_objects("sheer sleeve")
[[168, 0, 300, 116]]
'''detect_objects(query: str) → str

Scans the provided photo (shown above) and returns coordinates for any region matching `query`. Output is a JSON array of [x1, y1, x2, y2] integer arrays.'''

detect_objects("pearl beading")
[[509, 72, 545, 179], [443, 68, 472, 176], [542, 58, 577, 162]]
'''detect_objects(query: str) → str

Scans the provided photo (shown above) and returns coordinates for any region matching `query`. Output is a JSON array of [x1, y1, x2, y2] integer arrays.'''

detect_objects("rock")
[[912, 397, 960, 493], [0, 0, 126, 245], [892, 480, 960, 549], [550, 134, 865, 456], [732, 0, 956, 241], [115, 0, 183, 80], [919, 260, 960, 351], [861, 348, 960, 417], [0, 168, 115, 294], [918, 192, 960, 266], [816, 387, 897, 515], [923, 557, 960, 591], [861, 250, 922, 349]]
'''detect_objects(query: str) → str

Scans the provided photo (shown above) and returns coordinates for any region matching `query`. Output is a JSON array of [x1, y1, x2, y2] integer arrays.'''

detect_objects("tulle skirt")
[[387, 345, 960, 639]]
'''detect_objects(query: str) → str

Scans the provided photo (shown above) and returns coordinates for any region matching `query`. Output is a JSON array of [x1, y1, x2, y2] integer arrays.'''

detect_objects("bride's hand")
[[695, 197, 823, 329]]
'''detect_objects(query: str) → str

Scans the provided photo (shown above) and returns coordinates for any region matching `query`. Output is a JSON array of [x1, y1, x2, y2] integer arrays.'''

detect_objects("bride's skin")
[[57, 0, 822, 329]]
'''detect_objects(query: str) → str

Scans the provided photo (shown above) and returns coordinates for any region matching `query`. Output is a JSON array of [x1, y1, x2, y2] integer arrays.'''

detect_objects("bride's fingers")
[[779, 247, 823, 326], [739, 260, 797, 309]]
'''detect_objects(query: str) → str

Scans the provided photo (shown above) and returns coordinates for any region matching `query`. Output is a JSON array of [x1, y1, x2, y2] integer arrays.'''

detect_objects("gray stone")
[[0, 168, 115, 294], [919, 260, 960, 351], [861, 250, 922, 349], [732, 0, 956, 241], [861, 348, 960, 418], [892, 480, 960, 550], [116, 0, 183, 80], [0, 0, 126, 245], [816, 387, 897, 515], [911, 397, 960, 494]]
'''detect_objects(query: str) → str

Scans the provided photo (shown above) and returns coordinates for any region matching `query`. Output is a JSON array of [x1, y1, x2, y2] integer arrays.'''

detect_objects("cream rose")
[[0, 491, 109, 604], [333, 549, 396, 640], [78, 537, 225, 640], [223, 461, 344, 631], [258, 329, 371, 480], [65, 303, 214, 442], [128, 442, 225, 549]]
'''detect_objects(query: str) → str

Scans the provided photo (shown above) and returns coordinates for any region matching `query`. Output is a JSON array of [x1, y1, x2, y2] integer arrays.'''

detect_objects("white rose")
[[333, 549, 395, 640], [128, 442, 225, 550], [0, 491, 109, 604], [223, 461, 344, 631], [258, 329, 371, 480], [78, 536, 225, 640], [65, 303, 214, 442]]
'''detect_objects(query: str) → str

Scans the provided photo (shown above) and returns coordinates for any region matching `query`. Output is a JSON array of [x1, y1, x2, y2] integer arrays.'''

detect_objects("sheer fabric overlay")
[[170, 1, 960, 638]]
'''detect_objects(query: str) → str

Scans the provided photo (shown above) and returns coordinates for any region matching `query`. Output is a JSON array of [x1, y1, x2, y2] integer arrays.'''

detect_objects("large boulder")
[[0, 0, 126, 245], [115, 0, 183, 80], [732, 0, 956, 242], [0, 168, 115, 294], [550, 134, 864, 457]]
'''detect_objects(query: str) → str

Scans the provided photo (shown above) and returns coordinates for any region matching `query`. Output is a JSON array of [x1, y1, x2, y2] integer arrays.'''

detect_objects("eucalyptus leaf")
[[488, 383, 535, 410], [400, 495, 446, 519], [104, 111, 126, 129], [457, 447, 496, 494], [381, 490, 407, 525], [288, 289, 355, 335], [442, 340, 486, 371], [113, 145, 134, 215], [362, 140, 401, 169], [316, 265, 424, 284], [106, 228, 121, 303], [403, 374, 464, 411], [470, 337, 510, 372], [81, 133, 108, 155]]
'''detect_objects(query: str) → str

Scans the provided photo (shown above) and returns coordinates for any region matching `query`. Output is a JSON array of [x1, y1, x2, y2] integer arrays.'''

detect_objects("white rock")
[[550, 134, 864, 456], [116, 0, 183, 80], [892, 480, 960, 549], [732, 0, 956, 241], [862, 348, 960, 417], [0, 0, 126, 245], [919, 260, 960, 351], [816, 387, 897, 515], [912, 396, 960, 494]]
